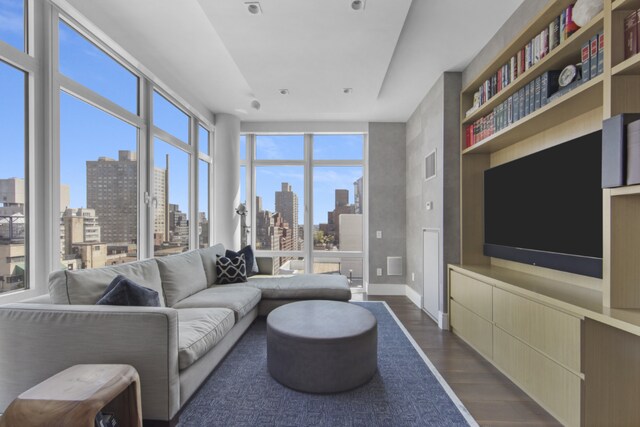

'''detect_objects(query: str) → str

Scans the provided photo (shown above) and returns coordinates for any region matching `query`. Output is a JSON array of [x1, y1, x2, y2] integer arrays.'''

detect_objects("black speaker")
[[602, 114, 640, 188]]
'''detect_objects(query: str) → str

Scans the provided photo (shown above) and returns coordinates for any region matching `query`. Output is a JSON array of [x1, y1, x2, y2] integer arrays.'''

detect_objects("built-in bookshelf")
[[453, 1, 640, 425]]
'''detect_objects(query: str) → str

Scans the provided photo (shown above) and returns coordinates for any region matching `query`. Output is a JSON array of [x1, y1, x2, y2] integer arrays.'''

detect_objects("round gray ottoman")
[[266, 300, 377, 393]]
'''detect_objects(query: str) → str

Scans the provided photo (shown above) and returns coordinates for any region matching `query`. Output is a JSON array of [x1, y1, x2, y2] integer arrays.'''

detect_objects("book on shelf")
[[560, 9, 567, 44], [541, 70, 562, 107], [625, 10, 638, 60], [581, 40, 591, 82], [528, 80, 535, 114], [598, 32, 604, 75], [565, 4, 578, 40], [534, 76, 542, 111], [518, 87, 525, 119], [550, 16, 560, 50], [590, 34, 599, 79], [513, 91, 520, 122]]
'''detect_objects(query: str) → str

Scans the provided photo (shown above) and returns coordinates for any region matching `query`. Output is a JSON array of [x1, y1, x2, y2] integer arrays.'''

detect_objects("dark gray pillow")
[[225, 245, 259, 277], [96, 275, 161, 307], [216, 254, 248, 284]]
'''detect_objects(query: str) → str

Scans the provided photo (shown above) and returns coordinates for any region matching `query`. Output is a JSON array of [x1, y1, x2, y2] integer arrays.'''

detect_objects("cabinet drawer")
[[450, 270, 492, 320], [493, 327, 581, 427], [493, 288, 581, 372], [451, 300, 493, 359]]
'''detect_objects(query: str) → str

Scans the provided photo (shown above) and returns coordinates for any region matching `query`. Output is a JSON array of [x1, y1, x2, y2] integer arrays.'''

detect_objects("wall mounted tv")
[[484, 130, 603, 278]]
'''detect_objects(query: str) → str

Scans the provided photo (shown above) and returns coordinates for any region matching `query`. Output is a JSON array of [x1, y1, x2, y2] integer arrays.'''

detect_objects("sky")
[[1, 2, 361, 231]]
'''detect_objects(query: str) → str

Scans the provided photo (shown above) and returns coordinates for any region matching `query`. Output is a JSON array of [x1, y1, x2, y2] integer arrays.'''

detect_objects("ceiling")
[[63, 0, 526, 123]]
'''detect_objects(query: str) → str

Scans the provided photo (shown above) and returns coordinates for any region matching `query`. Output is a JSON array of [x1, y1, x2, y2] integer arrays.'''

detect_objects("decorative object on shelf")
[[627, 119, 640, 185], [559, 64, 580, 87], [572, 0, 603, 28]]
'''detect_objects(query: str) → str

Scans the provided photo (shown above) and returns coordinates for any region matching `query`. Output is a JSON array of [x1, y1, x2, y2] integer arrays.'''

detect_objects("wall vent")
[[387, 256, 403, 276], [425, 149, 436, 181]]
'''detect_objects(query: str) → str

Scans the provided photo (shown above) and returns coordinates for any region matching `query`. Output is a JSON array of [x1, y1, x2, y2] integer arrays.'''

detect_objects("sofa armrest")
[[255, 257, 274, 275], [0, 304, 180, 422]]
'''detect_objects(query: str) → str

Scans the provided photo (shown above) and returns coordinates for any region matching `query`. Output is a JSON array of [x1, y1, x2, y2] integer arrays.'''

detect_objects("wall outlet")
[[376, 268, 382, 276], [426, 201, 433, 210], [376, 230, 382, 239], [411, 272, 415, 281]]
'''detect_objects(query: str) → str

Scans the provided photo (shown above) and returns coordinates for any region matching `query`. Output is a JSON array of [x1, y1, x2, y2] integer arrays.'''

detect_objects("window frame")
[[242, 132, 368, 283]]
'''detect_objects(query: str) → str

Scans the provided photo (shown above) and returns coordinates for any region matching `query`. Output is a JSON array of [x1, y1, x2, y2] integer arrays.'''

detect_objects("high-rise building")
[[335, 189, 349, 208], [169, 204, 189, 246], [86, 150, 167, 248], [86, 151, 137, 245], [319, 188, 355, 247], [153, 165, 167, 243], [354, 177, 363, 214], [62, 208, 101, 254], [275, 182, 299, 250]]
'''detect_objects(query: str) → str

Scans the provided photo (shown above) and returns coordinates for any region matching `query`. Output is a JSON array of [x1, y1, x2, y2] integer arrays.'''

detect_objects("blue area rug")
[[178, 302, 475, 426]]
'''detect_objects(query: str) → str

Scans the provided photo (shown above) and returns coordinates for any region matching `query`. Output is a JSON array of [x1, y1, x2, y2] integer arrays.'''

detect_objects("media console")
[[449, 264, 640, 427]]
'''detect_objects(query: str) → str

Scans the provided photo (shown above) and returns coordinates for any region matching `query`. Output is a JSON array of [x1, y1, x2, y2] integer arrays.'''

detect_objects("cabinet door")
[[493, 287, 581, 373], [451, 300, 493, 359], [450, 270, 492, 320], [493, 327, 581, 427]]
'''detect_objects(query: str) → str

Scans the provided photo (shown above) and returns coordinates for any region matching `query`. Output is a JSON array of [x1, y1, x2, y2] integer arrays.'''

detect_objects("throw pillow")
[[96, 275, 161, 307], [216, 254, 248, 284], [225, 245, 259, 277]]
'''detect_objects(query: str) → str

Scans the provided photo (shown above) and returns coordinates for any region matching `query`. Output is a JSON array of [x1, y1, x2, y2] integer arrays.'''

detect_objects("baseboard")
[[438, 311, 449, 330], [405, 285, 422, 309], [368, 284, 423, 310], [367, 283, 407, 296]]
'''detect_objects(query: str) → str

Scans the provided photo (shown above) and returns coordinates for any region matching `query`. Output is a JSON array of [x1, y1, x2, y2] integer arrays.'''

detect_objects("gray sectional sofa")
[[0, 244, 351, 424]]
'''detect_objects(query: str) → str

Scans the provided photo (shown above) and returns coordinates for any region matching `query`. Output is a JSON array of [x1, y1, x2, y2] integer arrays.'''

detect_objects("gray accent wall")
[[405, 72, 461, 312], [462, 0, 548, 89], [368, 123, 406, 285]]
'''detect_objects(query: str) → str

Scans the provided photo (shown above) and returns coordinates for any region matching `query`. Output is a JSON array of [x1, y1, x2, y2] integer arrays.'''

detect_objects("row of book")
[[624, 9, 640, 60], [469, 3, 580, 115], [581, 32, 605, 83], [465, 33, 605, 149]]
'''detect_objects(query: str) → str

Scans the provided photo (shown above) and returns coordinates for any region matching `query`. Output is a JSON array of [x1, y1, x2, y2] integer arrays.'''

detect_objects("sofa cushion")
[[198, 244, 226, 286], [244, 274, 351, 300], [48, 259, 165, 306], [177, 308, 235, 370], [225, 245, 259, 277], [215, 254, 247, 285], [172, 286, 261, 321], [96, 275, 161, 307], [156, 251, 208, 307]]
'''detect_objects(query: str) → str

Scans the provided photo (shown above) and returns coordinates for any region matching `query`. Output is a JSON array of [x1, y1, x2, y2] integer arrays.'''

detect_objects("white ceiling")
[[63, 0, 525, 123]]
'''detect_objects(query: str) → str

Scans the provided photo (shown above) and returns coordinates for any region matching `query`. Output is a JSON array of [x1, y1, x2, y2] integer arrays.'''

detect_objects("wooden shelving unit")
[[463, 76, 603, 154], [612, 53, 640, 75], [463, 11, 604, 125], [453, 0, 640, 425]]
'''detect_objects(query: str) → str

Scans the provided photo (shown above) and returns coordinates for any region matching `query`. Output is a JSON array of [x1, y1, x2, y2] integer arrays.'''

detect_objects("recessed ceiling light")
[[351, 0, 365, 11], [279, 89, 289, 95], [245, 2, 262, 14], [343, 88, 353, 94]]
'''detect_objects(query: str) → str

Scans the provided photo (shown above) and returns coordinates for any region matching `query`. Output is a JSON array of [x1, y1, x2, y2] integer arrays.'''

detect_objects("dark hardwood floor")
[[361, 295, 562, 427]]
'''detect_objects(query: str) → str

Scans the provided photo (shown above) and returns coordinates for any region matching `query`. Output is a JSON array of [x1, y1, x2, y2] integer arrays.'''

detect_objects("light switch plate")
[[376, 268, 382, 276], [376, 230, 382, 239]]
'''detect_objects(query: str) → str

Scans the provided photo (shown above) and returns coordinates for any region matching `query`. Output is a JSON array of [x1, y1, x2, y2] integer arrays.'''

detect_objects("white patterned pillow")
[[215, 254, 247, 284]]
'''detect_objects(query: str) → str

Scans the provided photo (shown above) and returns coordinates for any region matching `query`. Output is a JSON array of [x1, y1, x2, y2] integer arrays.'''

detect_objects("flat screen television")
[[483, 130, 603, 278]]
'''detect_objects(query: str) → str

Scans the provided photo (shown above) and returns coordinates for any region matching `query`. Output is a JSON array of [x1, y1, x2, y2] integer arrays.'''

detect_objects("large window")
[[0, 60, 26, 293], [0, 0, 25, 52], [0, 4, 216, 300], [244, 133, 366, 285], [59, 21, 138, 114], [59, 92, 138, 270]]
